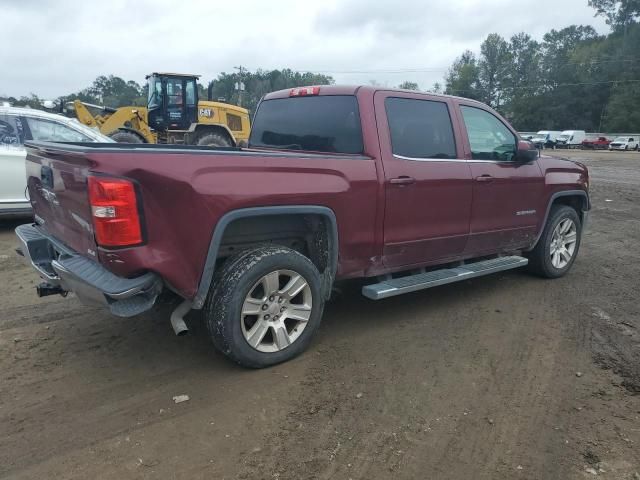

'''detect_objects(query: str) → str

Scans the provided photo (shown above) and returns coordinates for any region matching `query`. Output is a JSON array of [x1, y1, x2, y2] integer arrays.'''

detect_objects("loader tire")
[[108, 130, 144, 143], [194, 131, 233, 148]]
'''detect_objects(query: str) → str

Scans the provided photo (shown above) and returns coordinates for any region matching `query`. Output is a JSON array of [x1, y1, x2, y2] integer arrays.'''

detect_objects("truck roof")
[[262, 85, 485, 105]]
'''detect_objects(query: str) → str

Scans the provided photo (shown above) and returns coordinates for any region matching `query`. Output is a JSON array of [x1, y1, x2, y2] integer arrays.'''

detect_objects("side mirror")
[[516, 140, 538, 162]]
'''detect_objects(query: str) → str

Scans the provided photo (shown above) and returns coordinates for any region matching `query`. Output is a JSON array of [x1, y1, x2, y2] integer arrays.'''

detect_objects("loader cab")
[[146, 73, 199, 132]]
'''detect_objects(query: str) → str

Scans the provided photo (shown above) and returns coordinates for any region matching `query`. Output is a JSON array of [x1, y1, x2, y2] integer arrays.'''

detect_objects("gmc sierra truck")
[[16, 85, 590, 368]]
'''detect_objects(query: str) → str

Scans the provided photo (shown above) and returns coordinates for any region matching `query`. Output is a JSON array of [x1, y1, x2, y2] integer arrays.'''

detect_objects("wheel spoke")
[[262, 271, 280, 296], [560, 248, 571, 263], [564, 231, 577, 245], [552, 251, 561, 268], [560, 219, 572, 234], [246, 320, 270, 348], [274, 325, 291, 350], [242, 297, 264, 316], [286, 304, 312, 322], [280, 274, 308, 300]]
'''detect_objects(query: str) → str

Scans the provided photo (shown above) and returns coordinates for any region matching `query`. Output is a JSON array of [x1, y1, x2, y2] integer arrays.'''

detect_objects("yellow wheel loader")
[[70, 73, 250, 147]]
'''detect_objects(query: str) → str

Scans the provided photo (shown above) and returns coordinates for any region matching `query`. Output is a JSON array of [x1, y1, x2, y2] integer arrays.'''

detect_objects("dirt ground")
[[1, 149, 639, 480]]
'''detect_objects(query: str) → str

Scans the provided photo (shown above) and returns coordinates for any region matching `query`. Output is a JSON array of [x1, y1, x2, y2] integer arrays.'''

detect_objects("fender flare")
[[527, 190, 590, 251], [192, 206, 339, 309]]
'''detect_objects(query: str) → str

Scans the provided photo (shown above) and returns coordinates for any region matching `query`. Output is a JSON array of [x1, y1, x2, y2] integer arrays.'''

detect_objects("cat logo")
[[199, 108, 214, 118]]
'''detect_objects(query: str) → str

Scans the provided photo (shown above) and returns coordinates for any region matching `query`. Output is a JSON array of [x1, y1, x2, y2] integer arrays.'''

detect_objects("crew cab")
[[581, 136, 611, 150], [16, 86, 590, 368]]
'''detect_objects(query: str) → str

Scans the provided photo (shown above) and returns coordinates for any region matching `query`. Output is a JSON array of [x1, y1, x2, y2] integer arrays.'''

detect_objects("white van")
[[556, 130, 586, 149], [531, 130, 562, 149]]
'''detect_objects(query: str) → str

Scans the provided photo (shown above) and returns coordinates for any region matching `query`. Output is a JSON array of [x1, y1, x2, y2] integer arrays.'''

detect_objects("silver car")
[[0, 106, 113, 218]]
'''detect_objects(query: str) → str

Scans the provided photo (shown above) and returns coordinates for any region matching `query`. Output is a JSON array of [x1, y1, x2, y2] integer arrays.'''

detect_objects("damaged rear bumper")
[[15, 224, 161, 317]]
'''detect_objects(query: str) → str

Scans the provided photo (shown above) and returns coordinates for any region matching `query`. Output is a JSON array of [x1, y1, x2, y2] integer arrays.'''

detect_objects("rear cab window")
[[249, 95, 363, 154]]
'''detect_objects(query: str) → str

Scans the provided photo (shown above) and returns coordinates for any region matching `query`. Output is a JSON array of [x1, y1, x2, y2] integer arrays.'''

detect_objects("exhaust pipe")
[[170, 300, 192, 336]]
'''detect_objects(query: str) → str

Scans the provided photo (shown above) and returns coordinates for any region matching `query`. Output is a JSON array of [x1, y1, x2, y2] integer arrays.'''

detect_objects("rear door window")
[[25, 117, 93, 142], [250, 95, 363, 154], [384, 97, 457, 159]]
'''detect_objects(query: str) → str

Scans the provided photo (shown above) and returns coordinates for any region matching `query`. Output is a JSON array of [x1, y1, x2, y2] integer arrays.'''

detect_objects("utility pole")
[[234, 65, 246, 107]]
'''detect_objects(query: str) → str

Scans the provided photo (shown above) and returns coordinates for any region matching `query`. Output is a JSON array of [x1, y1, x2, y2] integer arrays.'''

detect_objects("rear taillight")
[[88, 176, 143, 247], [289, 86, 320, 97]]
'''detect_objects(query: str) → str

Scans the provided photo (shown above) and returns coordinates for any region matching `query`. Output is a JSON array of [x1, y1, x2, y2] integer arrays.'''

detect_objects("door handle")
[[389, 176, 416, 186], [475, 175, 495, 183]]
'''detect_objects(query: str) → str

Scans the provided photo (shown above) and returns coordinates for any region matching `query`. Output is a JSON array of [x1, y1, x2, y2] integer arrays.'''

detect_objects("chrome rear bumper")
[[15, 224, 161, 317]]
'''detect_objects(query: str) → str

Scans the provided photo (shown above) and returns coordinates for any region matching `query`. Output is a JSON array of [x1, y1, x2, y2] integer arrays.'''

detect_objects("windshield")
[[147, 76, 162, 108], [613, 137, 627, 142], [558, 134, 570, 140], [249, 95, 363, 154]]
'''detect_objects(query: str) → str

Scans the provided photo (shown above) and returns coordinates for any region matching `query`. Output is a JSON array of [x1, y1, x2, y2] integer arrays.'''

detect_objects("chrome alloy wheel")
[[240, 269, 313, 353], [550, 218, 578, 269]]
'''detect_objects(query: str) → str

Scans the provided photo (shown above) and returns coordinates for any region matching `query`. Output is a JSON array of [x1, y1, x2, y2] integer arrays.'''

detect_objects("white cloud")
[[0, 0, 609, 98]]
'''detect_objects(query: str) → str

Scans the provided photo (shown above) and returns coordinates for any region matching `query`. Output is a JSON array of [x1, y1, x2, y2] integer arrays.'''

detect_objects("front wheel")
[[204, 246, 325, 368], [525, 205, 582, 278]]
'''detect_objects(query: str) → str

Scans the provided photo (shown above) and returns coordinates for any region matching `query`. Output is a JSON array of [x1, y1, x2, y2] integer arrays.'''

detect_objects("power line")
[[247, 57, 640, 76]]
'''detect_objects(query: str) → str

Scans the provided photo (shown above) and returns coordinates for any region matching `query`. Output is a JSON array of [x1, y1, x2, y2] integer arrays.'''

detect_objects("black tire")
[[525, 205, 582, 279], [204, 246, 325, 368], [108, 130, 144, 143], [194, 131, 233, 147]]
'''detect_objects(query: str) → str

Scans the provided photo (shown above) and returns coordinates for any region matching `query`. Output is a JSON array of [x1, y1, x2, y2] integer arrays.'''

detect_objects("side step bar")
[[362, 256, 528, 300]]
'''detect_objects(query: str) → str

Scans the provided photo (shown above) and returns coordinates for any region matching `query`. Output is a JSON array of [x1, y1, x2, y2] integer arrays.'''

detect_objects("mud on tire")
[[204, 246, 325, 368]]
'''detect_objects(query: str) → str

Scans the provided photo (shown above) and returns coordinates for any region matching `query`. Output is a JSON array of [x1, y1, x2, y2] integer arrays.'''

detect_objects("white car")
[[0, 106, 113, 218], [609, 136, 639, 151]]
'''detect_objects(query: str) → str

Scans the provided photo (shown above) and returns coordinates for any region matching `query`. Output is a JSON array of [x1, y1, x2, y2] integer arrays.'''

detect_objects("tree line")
[[441, 0, 640, 131], [0, 70, 335, 117]]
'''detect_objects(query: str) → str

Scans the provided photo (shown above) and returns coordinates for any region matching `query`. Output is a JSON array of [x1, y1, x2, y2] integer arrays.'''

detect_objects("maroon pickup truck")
[[16, 85, 590, 367]]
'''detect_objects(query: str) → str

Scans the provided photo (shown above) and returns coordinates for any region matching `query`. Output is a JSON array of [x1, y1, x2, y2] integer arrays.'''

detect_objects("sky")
[[0, 0, 609, 98]]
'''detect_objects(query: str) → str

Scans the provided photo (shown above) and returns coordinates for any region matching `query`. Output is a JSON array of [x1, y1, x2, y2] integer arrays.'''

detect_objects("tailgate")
[[25, 142, 97, 257]]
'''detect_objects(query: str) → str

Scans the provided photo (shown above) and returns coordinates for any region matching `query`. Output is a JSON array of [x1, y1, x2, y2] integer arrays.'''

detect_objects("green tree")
[[478, 33, 512, 108], [208, 69, 334, 114], [589, 0, 640, 28], [445, 50, 481, 100]]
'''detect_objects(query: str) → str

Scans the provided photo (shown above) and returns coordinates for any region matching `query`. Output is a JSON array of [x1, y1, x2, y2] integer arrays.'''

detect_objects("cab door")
[[457, 103, 544, 252], [375, 92, 473, 268]]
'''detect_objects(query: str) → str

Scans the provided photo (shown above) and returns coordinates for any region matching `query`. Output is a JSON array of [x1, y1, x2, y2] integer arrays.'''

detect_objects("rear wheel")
[[525, 205, 581, 278], [194, 130, 233, 147], [108, 130, 144, 143], [204, 246, 324, 368]]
